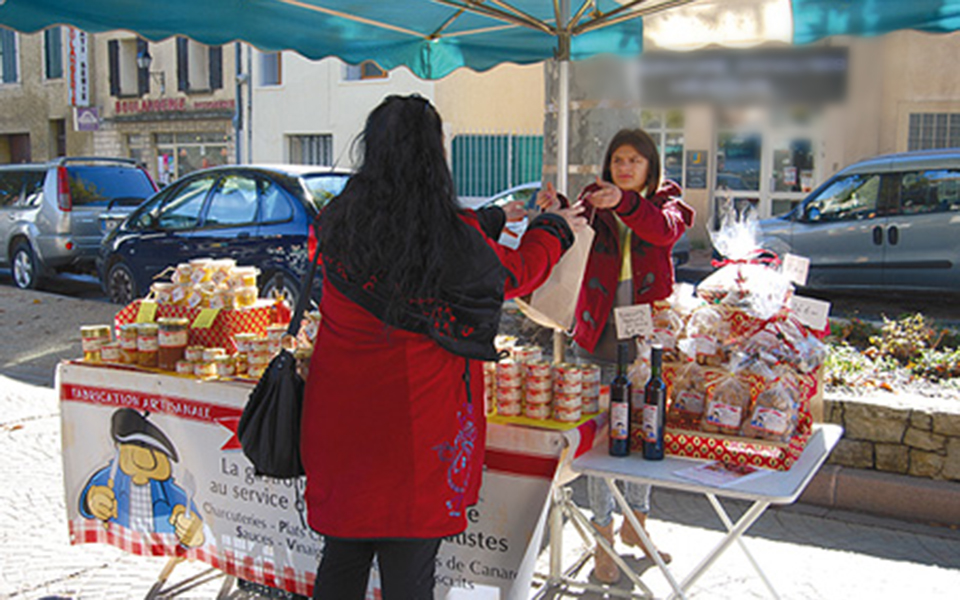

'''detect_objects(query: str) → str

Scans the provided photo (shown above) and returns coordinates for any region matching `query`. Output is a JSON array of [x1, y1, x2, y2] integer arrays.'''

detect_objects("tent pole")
[[552, 6, 570, 371]]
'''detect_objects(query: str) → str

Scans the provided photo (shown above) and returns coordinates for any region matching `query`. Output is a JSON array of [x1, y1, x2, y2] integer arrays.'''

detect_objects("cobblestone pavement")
[[3, 372, 960, 599]]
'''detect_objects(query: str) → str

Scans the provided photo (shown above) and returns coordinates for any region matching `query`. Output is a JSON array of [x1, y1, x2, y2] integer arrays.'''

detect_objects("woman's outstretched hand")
[[547, 200, 588, 234], [536, 181, 561, 212], [585, 177, 622, 209]]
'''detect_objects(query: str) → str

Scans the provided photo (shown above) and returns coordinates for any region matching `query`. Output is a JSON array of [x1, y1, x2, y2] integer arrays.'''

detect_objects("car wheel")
[[11, 241, 40, 290], [260, 272, 300, 309], [107, 261, 138, 305]]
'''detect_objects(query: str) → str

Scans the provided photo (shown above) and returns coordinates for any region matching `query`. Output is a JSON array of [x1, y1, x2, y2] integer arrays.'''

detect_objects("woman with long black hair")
[[300, 94, 585, 599]]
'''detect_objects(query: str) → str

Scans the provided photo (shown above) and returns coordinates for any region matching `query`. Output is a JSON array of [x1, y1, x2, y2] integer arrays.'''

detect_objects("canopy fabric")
[[0, 0, 659, 79], [792, 0, 960, 44]]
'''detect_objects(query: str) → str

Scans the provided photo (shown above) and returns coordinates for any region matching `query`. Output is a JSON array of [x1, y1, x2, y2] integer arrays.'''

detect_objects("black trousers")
[[312, 536, 443, 600]]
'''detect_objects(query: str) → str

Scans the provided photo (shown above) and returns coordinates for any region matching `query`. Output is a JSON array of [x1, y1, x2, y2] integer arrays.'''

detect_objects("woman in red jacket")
[[539, 128, 694, 583], [301, 95, 584, 599]]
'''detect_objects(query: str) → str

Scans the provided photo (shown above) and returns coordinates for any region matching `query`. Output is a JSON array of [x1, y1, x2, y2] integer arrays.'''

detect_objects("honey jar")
[[157, 317, 189, 371], [100, 342, 121, 364], [176, 360, 195, 376], [80, 325, 112, 362], [194, 361, 217, 379], [185, 346, 205, 362], [214, 355, 236, 378], [118, 324, 139, 364], [189, 258, 214, 284], [235, 286, 258, 308], [137, 323, 160, 368], [230, 266, 260, 289], [151, 282, 176, 304]]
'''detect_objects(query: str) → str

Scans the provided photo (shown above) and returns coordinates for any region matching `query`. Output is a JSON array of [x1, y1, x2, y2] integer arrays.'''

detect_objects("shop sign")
[[67, 28, 89, 107], [74, 107, 100, 131], [115, 98, 236, 115], [637, 47, 848, 106]]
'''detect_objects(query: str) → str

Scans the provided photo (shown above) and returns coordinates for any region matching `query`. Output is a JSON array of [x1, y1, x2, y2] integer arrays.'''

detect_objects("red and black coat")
[[300, 208, 572, 539], [568, 180, 694, 353]]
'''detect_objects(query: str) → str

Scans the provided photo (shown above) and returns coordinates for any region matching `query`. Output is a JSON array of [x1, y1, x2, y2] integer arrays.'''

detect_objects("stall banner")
[[58, 362, 601, 598]]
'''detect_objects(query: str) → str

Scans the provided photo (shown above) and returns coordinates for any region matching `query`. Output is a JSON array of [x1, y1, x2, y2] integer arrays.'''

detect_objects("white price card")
[[790, 295, 831, 331], [614, 304, 653, 339], [782, 253, 810, 286]]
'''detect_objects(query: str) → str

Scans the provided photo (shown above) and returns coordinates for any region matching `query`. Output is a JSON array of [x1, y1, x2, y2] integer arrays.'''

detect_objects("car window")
[[803, 173, 882, 222], [66, 165, 156, 207], [259, 178, 294, 223], [157, 176, 216, 230], [898, 169, 960, 215], [204, 174, 258, 227], [0, 171, 43, 208], [302, 174, 349, 210]]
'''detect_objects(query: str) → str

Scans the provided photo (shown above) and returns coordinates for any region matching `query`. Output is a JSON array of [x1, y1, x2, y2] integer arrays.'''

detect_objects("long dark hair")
[[320, 95, 464, 317], [601, 128, 661, 197]]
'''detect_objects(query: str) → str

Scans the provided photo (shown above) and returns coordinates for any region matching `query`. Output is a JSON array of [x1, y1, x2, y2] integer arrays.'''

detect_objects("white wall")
[[250, 52, 435, 167]]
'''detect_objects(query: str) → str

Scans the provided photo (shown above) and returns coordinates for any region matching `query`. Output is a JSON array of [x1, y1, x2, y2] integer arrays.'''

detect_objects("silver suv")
[[759, 148, 960, 291], [0, 157, 158, 289]]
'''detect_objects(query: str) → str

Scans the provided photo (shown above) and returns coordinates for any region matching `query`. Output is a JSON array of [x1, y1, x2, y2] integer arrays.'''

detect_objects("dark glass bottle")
[[609, 341, 632, 457], [642, 344, 667, 460]]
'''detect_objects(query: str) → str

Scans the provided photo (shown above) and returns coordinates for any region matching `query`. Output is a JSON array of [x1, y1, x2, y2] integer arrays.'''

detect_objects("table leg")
[[606, 478, 687, 600], [549, 485, 565, 584], [675, 499, 770, 598], [706, 494, 780, 599]]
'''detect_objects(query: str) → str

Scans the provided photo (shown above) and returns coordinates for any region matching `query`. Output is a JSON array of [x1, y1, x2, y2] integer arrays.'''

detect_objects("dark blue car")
[[98, 165, 350, 306]]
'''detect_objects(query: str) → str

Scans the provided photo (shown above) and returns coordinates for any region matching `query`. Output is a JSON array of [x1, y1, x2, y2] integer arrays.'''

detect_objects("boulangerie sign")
[[58, 362, 601, 599]]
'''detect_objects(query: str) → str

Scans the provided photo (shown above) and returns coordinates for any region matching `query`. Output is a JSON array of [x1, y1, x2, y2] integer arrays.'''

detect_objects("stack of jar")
[[494, 359, 524, 416], [523, 361, 552, 419], [174, 347, 235, 379], [149, 258, 261, 310]]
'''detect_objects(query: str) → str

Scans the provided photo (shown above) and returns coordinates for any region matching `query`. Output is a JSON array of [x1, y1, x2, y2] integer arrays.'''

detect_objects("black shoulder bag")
[[237, 232, 321, 478]]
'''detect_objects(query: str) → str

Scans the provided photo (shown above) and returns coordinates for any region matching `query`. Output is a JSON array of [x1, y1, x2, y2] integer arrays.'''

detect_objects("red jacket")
[[572, 180, 694, 353], [300, 211, 569, 539]]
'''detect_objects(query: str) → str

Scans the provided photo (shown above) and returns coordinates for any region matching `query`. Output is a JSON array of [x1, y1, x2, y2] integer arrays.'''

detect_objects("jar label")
[[610, 402, 629, 440], [749, 407, 789, 435], [705, 402, 742, 430], [642, 404, 660, 443], [120, 337, 139, 350], [138, 337, 159, 352], [159, 330, 188, 347], [81, 338, 104, 352], [675, 391, 705, 415]]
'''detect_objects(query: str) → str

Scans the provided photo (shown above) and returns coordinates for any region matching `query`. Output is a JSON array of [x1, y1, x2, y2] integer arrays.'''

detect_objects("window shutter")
[[108, 39, 120, 96], [176, 36, 189, 92], [209, 46, 223, 90], [1, 29, 18, 83], [137, 39, 149, 96]]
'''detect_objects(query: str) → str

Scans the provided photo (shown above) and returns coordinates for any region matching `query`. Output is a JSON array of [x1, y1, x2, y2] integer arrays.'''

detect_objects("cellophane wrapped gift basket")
[[628, 213, 828, 470]]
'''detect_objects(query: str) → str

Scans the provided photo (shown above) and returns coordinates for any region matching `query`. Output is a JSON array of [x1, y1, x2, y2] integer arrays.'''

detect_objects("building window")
[[1, 28, 18, 84], [451, 134, 543, 199], [108, 38, 141, 97], [908, 113, 960, 151], [289, 134, 333, 166], [44, 27, 63, 80], [640, 109, 685, 185], [259, 51, 282, 86], [343, 60, 387, 81], [176, 37, 223, 93]]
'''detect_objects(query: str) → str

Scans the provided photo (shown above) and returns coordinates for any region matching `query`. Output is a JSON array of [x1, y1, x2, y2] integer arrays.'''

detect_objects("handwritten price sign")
[[614, 304, 653, 339], [790, 295, 831, 331], [782, 253, 811, 286]]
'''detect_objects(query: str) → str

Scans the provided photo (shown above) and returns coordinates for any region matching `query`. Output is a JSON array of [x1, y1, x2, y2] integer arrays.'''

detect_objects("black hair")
[[320, 95, 465, 319], [601, 128, 661, 197]]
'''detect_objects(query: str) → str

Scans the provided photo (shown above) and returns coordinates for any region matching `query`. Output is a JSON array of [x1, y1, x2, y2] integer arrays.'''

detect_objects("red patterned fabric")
[[114, 301, 282, 354]]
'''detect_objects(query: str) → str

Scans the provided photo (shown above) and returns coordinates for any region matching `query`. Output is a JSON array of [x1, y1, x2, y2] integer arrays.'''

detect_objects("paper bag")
[[515, 226, 594, 331]]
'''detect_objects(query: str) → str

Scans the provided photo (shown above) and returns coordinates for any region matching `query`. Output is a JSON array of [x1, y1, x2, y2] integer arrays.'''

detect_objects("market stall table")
[[550, 424, 842, 599], [56, 360, 604, 599]]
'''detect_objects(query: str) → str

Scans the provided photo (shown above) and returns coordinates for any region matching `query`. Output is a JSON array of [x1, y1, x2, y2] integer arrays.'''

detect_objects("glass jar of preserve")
[[137, 323, 160, 368], [80, 325, 112, 362], [157, 317, 189, 371], [118, 324, 139, 364]]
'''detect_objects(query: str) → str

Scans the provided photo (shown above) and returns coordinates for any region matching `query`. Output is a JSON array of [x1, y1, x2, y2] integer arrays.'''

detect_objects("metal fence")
[[451, 132, 543, 204]]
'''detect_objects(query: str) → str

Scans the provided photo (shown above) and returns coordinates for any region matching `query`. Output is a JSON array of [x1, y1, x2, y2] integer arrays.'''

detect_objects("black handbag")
[[237, 229, 321, 478]]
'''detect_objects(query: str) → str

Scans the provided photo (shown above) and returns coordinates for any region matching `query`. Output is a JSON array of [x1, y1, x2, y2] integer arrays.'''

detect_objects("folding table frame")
[[536, 424, 842, 599]]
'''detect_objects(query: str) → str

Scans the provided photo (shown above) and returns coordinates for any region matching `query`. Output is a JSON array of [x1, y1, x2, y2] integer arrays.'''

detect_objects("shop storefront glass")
[[641, 109, 685, 185], [156, 133, 230, 184]]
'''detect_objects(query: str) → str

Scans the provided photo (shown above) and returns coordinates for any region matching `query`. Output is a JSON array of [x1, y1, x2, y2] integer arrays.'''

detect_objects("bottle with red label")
[[642, 344, 666, 460], [609, 341, 632, 457]]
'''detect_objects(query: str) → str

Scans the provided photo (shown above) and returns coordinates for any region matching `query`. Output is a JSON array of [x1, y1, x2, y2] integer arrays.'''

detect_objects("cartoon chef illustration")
[[79, 408, 204, 547]]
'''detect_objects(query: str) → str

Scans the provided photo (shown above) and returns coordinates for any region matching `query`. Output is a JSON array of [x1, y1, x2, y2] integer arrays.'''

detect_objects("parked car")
[[98, 164, 350, 306], [758, 148, 960, 292], [479, 181, 691, 265], [0, 157, 158, 289]]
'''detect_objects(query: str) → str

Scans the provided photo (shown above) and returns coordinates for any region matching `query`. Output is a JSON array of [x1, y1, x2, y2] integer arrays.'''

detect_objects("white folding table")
[[553, 424, 843, 599]]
